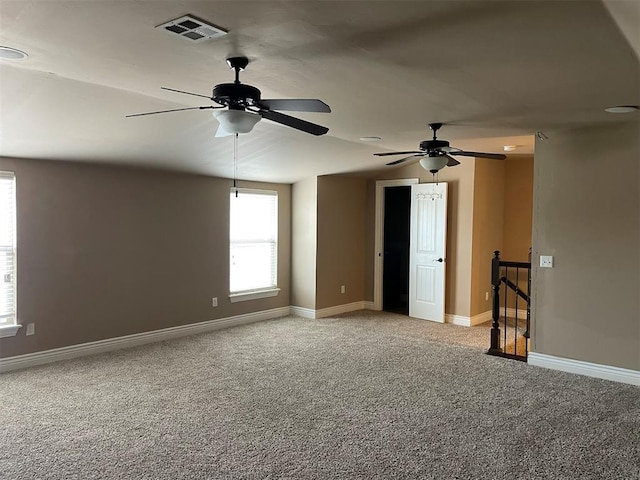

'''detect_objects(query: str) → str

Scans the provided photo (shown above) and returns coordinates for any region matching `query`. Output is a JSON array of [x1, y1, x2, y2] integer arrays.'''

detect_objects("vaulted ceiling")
[[1, 1, 638, 183]]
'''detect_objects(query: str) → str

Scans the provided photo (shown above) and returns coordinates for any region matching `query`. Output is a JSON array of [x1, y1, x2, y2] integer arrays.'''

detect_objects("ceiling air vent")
[[156, 15, 227, 42]]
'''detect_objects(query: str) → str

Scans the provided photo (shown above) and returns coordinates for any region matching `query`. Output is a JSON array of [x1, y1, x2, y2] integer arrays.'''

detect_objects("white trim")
[[363, 301, 375, 310], [289, 306, 316, 319], [229, 288, 280, 303], [316, 301, 366, 319], [528, 352, 640, 386], [290, 301, 368, 319], [445, 314, 471, 327], [445, 310, 492, 327], [0, 324, 21, 338], [472, 310, 493, 326], [374, 178, 419, 311], [0, 307, 289, 373]]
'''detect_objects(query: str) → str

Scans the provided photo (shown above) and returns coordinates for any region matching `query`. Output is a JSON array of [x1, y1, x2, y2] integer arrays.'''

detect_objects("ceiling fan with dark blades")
[[374, 123, 506, 173], [127, 56, 331, 136]]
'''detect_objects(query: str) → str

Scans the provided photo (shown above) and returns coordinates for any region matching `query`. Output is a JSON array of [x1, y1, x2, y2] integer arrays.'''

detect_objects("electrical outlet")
[[212, 297, 218, 307], [540, 255, 554, 268], [340, 285, 346, 294], [26, 323, 35, 336]]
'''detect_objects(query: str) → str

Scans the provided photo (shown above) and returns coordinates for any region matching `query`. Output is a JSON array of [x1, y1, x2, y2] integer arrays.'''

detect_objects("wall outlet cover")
[[540, 255, 554, 268]]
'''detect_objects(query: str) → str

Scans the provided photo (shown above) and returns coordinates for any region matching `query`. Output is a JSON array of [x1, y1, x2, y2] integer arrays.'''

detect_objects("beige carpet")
[[1, 310, 637, 479]]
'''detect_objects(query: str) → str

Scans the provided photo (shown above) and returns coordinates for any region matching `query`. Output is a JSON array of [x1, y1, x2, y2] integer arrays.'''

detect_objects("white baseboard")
[[289, 306, 316, 319], [364, 301, 375, 310], [290, 301, 368, 319], [0, 306, 290, 374], [445, 310, 492, 327], [316, 301, 367, 318], [528, 352, 640, 386], [445, 314, 471, 326]]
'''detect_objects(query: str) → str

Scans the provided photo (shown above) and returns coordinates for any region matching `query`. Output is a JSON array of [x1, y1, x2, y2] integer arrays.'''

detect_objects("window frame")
[[0, 171, 20, 338], [228, 188, 280, 303]]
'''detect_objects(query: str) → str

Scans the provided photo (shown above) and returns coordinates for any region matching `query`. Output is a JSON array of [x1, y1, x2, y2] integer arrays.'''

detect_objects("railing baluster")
[[515, 267, 519, 356], [488, 251, 502, 355]]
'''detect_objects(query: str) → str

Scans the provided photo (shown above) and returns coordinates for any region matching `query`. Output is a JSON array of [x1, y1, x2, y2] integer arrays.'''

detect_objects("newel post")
[[488, 250, 502, 355]]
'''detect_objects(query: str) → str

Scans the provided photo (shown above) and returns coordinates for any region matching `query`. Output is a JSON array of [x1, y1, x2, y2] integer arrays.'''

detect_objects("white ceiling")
[[1, 0, 638, 183]]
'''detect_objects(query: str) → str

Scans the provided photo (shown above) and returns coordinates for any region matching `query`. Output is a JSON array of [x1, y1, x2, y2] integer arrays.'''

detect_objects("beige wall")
[[291, 177, 317, 310], [0, 157, 291, 358], [470, 159, 505, 316], [531, 121, 640, 370], [316, 176, 367, 310], [503, 155, 534, 262]]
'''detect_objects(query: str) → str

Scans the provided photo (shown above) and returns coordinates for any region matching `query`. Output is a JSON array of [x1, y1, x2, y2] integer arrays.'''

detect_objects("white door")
[[409, 182, 448, 322]]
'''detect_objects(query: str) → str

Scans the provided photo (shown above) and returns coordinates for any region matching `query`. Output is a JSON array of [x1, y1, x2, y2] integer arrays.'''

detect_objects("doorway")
[[382, 186, 411, 314]]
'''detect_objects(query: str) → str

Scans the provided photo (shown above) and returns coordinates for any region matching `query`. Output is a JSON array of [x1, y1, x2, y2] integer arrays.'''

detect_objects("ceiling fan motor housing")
[[212, 83, 261, 109], [419, 139, 449, 151]]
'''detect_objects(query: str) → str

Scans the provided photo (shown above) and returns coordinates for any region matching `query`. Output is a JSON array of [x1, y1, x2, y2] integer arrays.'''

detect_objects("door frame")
[[374, 178, 420, 311]]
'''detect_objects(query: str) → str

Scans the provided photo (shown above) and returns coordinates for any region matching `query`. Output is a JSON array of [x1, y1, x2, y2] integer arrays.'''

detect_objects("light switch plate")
[[540, 255, 554, 268]]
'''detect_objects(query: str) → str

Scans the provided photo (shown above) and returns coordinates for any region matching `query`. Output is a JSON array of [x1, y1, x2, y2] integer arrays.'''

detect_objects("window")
[[229, 188, 279, 302], [0, 171, 18, 337]]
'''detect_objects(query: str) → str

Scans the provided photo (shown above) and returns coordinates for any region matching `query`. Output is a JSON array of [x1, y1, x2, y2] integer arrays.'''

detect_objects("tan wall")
[[470, 159, 505, 316], [503, 155, 534, 262], [531, 121, 640, 370], [316, 176, 367, 310], [363, 160, 476, 317], [290, 177, 317, 310], [0, 157, 291, 358]]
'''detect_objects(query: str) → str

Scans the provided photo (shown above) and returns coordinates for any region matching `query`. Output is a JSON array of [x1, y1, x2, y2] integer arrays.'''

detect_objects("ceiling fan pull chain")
[[233, 132, 239, 197]]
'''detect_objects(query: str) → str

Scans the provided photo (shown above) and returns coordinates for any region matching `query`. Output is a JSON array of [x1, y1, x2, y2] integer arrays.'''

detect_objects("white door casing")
[[409, 182, 448, 322], [373, 178, 419, 311]]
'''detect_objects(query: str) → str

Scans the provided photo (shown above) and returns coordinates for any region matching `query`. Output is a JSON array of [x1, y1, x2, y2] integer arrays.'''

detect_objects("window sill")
[[0, 324, 22, 338], [229, 288, 280, 303]]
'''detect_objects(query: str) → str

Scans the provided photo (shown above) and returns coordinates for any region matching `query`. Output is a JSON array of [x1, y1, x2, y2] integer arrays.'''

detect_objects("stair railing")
[[487, 250, 531, 361]]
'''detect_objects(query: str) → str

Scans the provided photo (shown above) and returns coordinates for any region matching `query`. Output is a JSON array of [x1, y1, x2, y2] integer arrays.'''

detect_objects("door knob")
[[434, 258, 444, 263]]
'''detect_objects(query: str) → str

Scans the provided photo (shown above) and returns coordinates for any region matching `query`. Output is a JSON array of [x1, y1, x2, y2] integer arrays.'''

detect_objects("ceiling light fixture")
[[213, 110, 261, 135], [0, 46, 28, 60], [360, 136, 382, 142], [419, 153, 448, 174], [605, 105, 639, 114]]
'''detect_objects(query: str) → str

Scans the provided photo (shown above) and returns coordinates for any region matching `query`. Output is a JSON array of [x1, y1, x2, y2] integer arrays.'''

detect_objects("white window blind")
[[230, 189, 278, 294], [0, 172, 16, 326]]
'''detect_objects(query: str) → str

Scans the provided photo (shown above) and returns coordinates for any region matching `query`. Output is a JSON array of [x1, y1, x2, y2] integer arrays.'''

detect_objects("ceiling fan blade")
[[445, 155, 460, 167], [259, 99, 331, 113], [260, 109, 329, 136], [161, 87, 212, 99], [125, 106, 218, 118], [440, 146, 462, 153], [374, 151, 423, 157], [386, 154, 423, 166], [449, 150, 507, 160]]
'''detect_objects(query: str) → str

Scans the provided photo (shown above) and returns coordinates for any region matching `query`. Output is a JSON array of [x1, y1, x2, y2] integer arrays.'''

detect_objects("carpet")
[[1, 310, 638, 479]]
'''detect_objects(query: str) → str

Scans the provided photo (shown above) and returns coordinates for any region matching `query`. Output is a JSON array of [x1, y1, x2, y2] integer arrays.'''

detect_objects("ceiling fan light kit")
[[213, 110, 261, 135], [374, 122, 506, 173], [419, 155, 449, 174]]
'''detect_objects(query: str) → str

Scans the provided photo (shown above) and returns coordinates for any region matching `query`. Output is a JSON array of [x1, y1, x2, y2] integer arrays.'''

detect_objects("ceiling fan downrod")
[[226, 56, 249, 84]]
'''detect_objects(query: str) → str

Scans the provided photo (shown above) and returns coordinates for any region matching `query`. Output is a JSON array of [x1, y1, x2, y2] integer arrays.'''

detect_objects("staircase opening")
[[487, 250, 531, 361]]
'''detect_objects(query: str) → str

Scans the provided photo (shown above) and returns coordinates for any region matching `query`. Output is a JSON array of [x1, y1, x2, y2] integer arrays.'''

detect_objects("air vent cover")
[[156, 15, 227, 42]]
